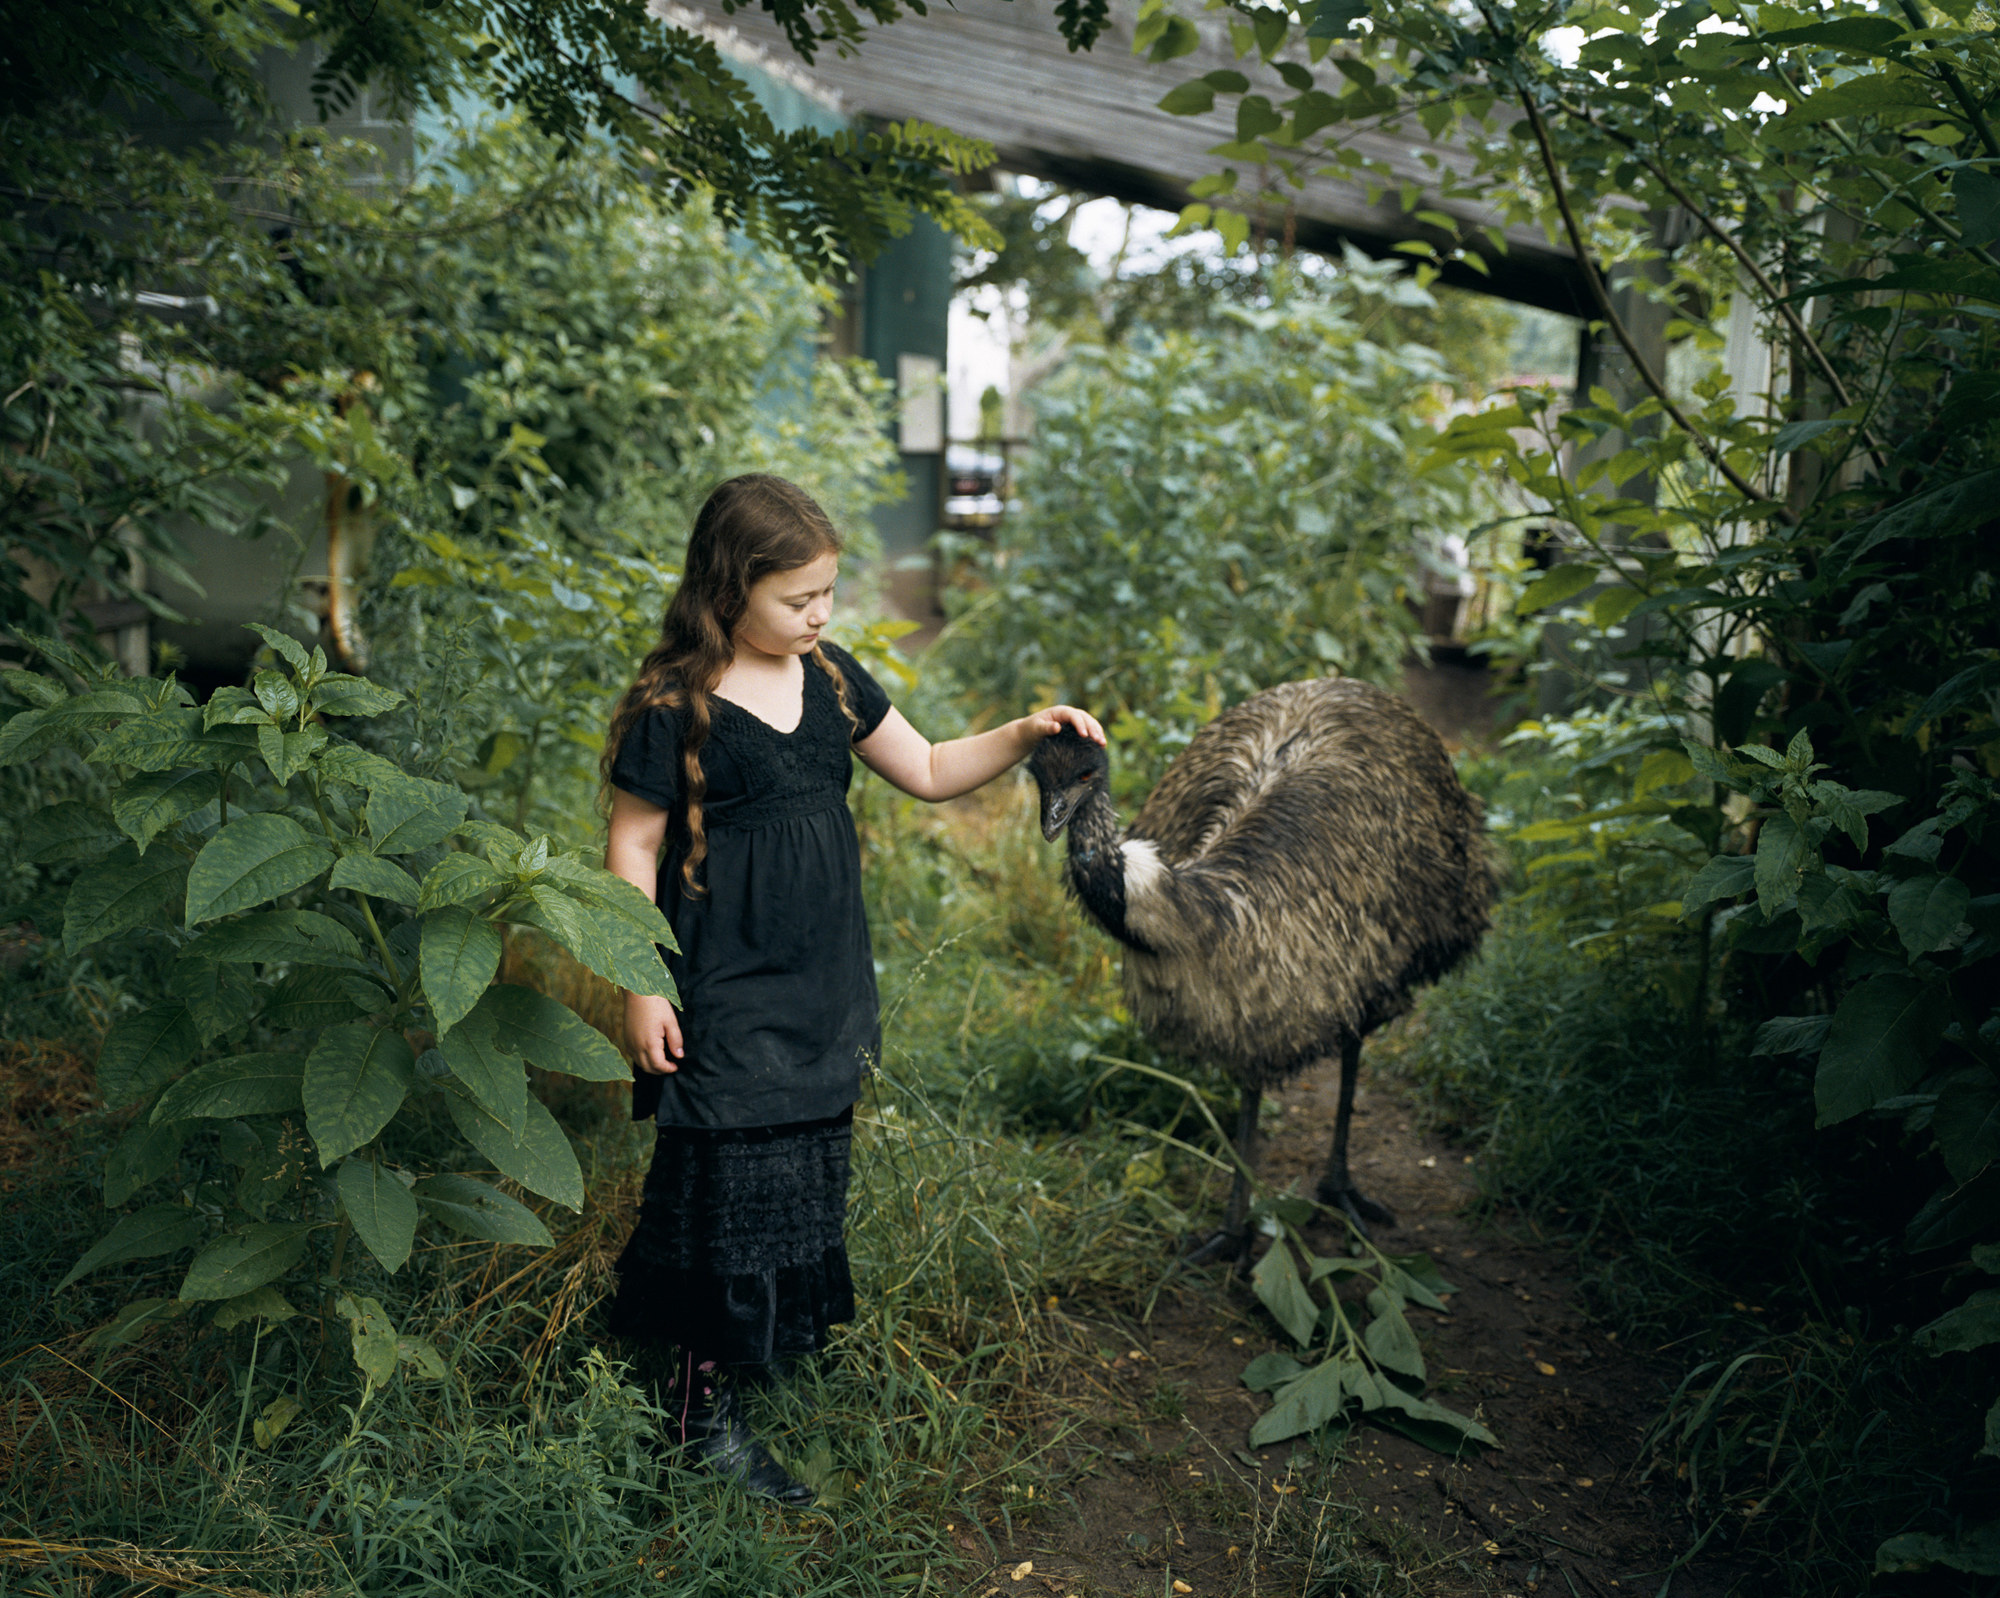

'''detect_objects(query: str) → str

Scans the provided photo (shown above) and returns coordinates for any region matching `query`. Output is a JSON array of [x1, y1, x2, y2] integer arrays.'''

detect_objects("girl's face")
[[734, 551, 839, 660]]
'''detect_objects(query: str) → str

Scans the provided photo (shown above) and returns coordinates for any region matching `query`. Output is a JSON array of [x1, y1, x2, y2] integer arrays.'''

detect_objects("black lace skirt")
[[606, 1109, 855, 1365]]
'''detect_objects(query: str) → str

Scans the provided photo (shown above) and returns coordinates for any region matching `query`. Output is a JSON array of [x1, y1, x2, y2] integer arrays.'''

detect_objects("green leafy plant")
[[0, 625, 675, 1367], [940, 260, 1487, 790], [1240, 1195, 1494, 1455]]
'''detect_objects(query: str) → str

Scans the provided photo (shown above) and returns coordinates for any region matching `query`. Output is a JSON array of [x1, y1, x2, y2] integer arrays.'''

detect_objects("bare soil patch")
[[960, 1068, 1737, 1598]]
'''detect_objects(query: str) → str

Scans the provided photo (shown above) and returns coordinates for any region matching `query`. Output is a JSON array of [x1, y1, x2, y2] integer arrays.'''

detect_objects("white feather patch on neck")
[[1121, 838, 1168, 904]]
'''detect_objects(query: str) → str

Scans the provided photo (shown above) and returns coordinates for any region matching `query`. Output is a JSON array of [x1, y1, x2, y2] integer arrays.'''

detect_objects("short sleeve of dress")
[[822, 643, 893, 741], [610, 706, 682, 812]]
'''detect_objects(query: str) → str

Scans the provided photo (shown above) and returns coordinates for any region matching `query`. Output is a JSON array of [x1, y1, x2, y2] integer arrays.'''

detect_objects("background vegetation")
[[5, 0, 1999, 1594]]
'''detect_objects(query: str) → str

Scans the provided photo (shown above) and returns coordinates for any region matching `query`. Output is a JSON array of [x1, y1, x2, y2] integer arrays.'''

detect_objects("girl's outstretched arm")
[[605, 788, 684, 1074], [857, 705, 1104, 803]]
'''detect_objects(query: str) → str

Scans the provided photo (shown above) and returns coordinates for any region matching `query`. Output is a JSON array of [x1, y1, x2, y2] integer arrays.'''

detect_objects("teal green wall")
[[862, 219, 953, 563]]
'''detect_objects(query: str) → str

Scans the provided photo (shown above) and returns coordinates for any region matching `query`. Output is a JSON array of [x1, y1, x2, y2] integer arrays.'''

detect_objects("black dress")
[[604, 644, 891, 1365]]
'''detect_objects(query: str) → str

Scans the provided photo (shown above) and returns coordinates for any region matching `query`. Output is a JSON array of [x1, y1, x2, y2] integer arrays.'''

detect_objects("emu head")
[[1027, 725, 1110, 841]]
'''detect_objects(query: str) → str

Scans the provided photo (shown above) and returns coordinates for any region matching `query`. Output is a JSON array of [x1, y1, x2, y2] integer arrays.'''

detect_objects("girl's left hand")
[[1023, 705, 1106, 745]]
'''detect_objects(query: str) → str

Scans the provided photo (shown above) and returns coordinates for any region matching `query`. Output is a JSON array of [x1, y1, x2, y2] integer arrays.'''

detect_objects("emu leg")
[[1315, 1037, 1397, 1237], [1186, 1084, 1260, 1265]]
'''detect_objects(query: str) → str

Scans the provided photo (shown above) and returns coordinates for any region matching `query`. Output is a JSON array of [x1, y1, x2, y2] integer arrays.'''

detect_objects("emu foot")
[[1183, 1227, 1251, 1267], [1314, 1180, 1397, 1239]]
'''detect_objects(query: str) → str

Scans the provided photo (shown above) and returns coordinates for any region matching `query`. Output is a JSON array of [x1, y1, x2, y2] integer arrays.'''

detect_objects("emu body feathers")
[[1029, 677, 1492, 1249]]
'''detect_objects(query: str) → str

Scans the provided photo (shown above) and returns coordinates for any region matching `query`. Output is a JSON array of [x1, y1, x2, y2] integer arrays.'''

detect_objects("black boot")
[[672, 1354, 815, 1508]]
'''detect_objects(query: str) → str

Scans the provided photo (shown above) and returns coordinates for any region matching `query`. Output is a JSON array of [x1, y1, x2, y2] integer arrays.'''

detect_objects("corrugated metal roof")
[[666, 0, 1587, 313]]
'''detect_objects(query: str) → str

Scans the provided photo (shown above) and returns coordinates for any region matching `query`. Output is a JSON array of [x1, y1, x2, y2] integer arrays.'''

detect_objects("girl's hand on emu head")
[[1025, 705, 1106, 746]]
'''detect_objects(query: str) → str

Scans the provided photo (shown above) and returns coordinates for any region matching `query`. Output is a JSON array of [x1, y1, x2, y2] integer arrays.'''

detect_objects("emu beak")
[[1040, 793, 1073, 841]]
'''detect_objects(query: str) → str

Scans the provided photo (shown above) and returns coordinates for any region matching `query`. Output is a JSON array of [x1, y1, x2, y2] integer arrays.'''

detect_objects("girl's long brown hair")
[[603, 474, 854, 894]]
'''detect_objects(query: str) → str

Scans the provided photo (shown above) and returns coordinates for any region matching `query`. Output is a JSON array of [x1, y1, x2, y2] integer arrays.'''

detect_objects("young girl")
[[600, 474, 1102, 1506]]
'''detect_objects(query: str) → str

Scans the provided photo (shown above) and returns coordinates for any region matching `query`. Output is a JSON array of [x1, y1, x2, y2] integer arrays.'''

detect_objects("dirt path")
[[959, 1069, 1737, 1598]]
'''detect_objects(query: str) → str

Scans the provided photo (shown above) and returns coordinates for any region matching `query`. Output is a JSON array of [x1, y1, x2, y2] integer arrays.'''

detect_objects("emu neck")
[[1065, 788, 1142, 949]]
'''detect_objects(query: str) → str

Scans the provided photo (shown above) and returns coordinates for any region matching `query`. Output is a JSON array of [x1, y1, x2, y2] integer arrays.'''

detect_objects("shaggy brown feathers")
[[1107, 677, 1492, 1085]]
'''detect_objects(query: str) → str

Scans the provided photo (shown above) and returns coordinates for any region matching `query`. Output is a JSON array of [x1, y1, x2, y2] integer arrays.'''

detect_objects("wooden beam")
[[665, 0, 1588, 312]]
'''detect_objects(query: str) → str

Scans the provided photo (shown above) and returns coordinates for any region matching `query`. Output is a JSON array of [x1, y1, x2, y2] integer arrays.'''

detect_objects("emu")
[[1027, 677, 1492, 1258]]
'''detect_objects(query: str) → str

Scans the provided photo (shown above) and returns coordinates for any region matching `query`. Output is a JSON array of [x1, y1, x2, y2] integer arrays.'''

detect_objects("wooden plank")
[[665, 0, 1587, 310]]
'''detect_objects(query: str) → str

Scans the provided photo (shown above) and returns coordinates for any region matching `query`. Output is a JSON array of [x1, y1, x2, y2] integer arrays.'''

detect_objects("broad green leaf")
[[102, 1119, 186, 1207], [0, 689, 144, 765], [1634, 749, 1693, 799], [467, 982, 627, 1082], [23, 801, 123, 864], [1382, 1253, 1455, 1311], [1760, 16, 1906, 50], [97, 999, 200, 1109], [1807, 783, 1901, 850], [181, 909, 366, 969], [317, 743, 410, 793], [1361, 1290, 1425, 1380], [368, 777, 469, 856], [439, 1022, 527, 1137], [1682, 854, 1754, 917], [185, 813, 335, 926], [1516, 563, 1596, 616], [258, 723, 326, 784], [252, 1394, 303, 1448], [1886, 874, 1971, 957], [112, 768, 221, 853], [252, 669, 299, 722], [311, 674, 405, 718], [90, 707, 259, 771], [1242, 1351, 1307, 1392], [245, 622, 309, 672], [421, 907, 502, 1034], [1875, 1524, 2000, 1578], [1358, 1372, 1499, 1447], [1250, 1238, 1321, 1348], [420, 853, 507, 911], [213, 1284, 299, 1331], [510, 886, 673, 1000], [1937, 1077, 2000, 1183], [541, 856, 677, 949], [179, 1223, 317, 1301], [1753, 813, 1814, 917], [330, 853, 421, 908], [56, 1204, 203, 1292], [397, 1335, 447, 1380], [1249, 1357, 1352, 1446], [413, 1173, 553, 1246], [1815, 976, 1944, 1125], [203, 685, 270, 728], [337, 1159, 420, 1274], [1752, 1015, 1831, 1057], [445, 1087, 583, 1211], [80, 1296, 190, 1350], [264, 967, 390, 1030], [152, 1053, 304, 1122], [64, 845, 188, 954], [303, 1024, 416, 1165], [336, 1292, 399, 1388], [1158, 81, 1215, 115], [1913, 1289, 2000, 1356], [183, 958, 259, 1043]]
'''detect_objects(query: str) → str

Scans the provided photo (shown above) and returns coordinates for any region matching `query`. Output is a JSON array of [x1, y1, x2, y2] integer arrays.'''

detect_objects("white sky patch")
[[947, 183, 1220, 438]]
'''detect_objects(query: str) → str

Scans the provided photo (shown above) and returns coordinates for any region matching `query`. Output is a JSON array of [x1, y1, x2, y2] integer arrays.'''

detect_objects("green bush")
[[939, 260, 1488, 791]]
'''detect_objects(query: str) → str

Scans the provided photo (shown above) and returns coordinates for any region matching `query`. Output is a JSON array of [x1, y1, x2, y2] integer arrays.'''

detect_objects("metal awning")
[[666, 0, 1588, 314]]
